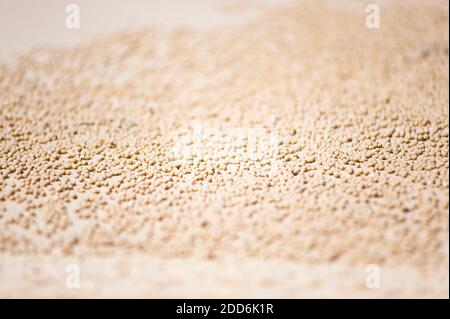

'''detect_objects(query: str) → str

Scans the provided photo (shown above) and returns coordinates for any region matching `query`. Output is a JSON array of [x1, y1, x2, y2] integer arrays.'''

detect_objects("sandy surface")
[[0, 0, 449, 298]]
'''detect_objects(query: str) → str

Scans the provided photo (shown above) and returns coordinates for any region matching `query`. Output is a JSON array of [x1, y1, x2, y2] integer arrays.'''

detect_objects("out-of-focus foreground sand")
[[0, 0, 449, 298]]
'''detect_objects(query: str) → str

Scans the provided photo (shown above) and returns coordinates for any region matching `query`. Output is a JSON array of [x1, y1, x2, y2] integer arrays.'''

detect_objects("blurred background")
[[0, 0, 292, 61]]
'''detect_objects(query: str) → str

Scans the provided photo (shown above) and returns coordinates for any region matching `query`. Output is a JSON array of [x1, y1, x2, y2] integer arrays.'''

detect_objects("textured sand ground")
[[0, 0, 449, 298]]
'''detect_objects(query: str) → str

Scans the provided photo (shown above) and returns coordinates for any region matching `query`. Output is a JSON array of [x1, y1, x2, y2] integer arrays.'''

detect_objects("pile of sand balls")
[[0, 0, 448, 276]]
